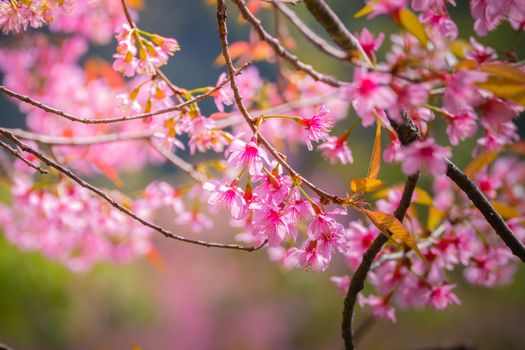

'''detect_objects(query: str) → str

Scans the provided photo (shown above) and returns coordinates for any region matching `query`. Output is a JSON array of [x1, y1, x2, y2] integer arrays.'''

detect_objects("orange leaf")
[[480, 62, 525, 83], [492, 201, 521, 220], [449, 40, 471, 58], [214, 41, 250, 65], [144, 245, 166, 271], [413, 187, 433, 206], [398, 8, 428, 47], [476, 76, 525, 107], [427, 206, 443, 231], [92, 159, 124, 188], [465, 149, 500, 178], [350, 178, 383, 193], [367, 117, 382, 179], [362, 209, 427, 262]]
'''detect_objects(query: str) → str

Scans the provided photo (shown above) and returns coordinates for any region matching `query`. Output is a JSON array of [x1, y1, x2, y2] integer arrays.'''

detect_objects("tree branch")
[[0, 128, 266, 252], [389, 115, 525, 263], [217, 0, 344, 204], [3, 128, 155, 146], [302, 0, 373, 68], [0, 139, 48, 174], [0, 63, 250, 125], [230, 0, 344, 87], [271, 0, 348, 61], [446, 160, 525, 263], [342, 172, 420, 350]]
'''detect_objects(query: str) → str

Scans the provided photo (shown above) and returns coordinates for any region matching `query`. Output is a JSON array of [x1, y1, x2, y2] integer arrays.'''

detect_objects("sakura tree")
[[0, 0, 524, 348]]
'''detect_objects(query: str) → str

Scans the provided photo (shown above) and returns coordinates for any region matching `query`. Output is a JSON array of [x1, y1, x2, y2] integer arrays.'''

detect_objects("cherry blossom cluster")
[[0, 172, 153, 272], [0, 0, 524, 331], [332, 154, 525, 321]]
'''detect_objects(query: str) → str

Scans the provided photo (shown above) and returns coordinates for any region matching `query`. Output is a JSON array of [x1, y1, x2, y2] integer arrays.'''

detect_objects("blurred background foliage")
[[0, 0, 524, 349]]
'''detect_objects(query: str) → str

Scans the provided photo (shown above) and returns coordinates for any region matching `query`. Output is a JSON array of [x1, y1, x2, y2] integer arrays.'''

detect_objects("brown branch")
[[446, 160, 525, 262], [342, 172, 420, 350], [0, 63, 250, 125], [389, 116, 525, 263], [271, 0, 348, 61], [217, 0, 343, 204], [0, 139, 48, 174], [230, 0, 344, 87], [3, 128, 154, 146], [302, 0, 373, 68], [0, 128, 266, 252]]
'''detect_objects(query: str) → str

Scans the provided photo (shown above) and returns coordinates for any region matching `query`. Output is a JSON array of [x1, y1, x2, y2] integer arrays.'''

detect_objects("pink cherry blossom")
[[343, 68, 397, 126], [446, 110, 478, 145], [251, 203, 290, 247], [358, 294, 397, 322], [286, 240, 330, 271], [299, 105, 334, 150], [226, 138, 270, 175], [426, 283, 461, 310], [356, 28, 384, 58], [318, 136, 354, 165], [400, 138, 451, 176], [203, 180, 247, 220]]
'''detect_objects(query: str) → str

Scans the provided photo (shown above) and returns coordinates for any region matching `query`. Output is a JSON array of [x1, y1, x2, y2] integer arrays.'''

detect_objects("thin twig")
[[0, 128, 266, 252], [3, 128, 155, 146], [271, 0, 348, 61], [0, 63, 250, 125], [217, 0, 343, 204], [342, 172, 420, 350], [230, 0, 344, 87], [0, 139, 48, 174]]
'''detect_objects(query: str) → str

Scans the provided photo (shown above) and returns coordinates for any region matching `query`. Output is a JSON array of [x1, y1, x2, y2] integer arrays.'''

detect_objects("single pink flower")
[[400, 138, 451, 176], [358, 294, 397, 322], [203, 180, 247, 219], [446, 110, 478, 145], [356, 28, 384, 58], [226, 137, 270, 175], [318, 136, 354, 165], [343, 68, 396, 126], [426, 283, 461, 310], [299, 105, 334, 150]]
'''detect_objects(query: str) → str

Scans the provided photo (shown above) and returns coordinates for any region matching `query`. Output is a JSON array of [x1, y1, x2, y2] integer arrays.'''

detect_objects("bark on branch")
[[341, 172, 420, 350]]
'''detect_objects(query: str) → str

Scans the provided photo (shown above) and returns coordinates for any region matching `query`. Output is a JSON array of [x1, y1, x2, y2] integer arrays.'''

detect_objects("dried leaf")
[[398, 8, 428, 47], [350, 178, 384, 193], [362, 209, 427, 262], [367, 118, 382, 179]]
